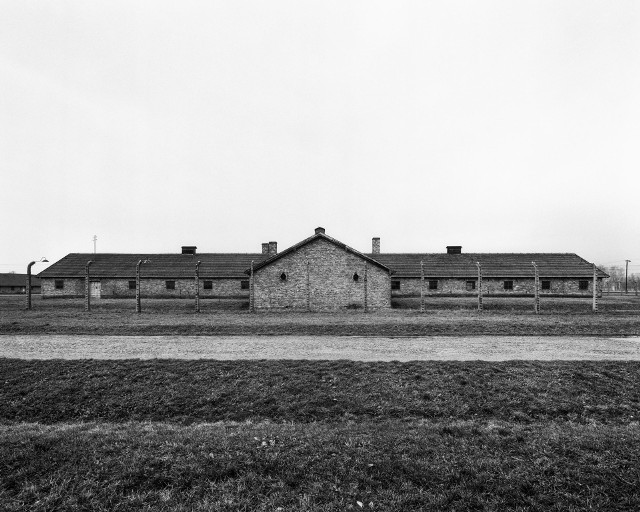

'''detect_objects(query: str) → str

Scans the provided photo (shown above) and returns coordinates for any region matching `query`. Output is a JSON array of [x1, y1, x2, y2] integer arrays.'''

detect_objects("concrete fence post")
[[364, 261, 368, 313], [420, 260, 425, 313], [85, 260, 93, 312], [250, 260, 255, 313], [195, 260, 201, 313], [306, 259, 311, 312], [532, 261, 540, 314], [476, 262, 483, 311], [136, 260, 142, 313], [593, 263, 598, 313]]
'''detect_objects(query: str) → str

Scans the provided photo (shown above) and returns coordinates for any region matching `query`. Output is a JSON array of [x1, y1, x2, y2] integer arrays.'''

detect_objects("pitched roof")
[[248, 232, 391, 273], [38, 253, 269, 279], [0, 273, 41, 287], [37, 250, 608, 280], [367, 253, 609, 279]]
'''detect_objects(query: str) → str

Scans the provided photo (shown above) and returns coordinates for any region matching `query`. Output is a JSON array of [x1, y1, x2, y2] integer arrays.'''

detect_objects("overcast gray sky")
[[1, 1, 639, 274]]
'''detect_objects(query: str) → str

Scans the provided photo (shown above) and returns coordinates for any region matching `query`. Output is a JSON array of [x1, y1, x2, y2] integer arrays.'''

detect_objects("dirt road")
[[2, 335, 640, 360]]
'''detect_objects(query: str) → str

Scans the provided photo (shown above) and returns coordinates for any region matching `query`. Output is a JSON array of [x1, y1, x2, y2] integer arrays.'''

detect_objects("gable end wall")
[[253, 238, 390, 310]]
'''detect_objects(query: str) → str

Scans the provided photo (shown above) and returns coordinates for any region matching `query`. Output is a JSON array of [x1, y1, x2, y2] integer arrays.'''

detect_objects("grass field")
[[2, 294, 640, 336], [2, 295, 640, 510], [1, 359, 640, 510]]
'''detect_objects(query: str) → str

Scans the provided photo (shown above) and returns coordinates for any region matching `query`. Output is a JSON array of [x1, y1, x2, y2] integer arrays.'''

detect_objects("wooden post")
[[420, 260, 425, 312], [532, 261, 540, 314], [476, 262, 483, 311], [364, 261, 368, 313], [195, 260, 201, 313], [593, 263, 598, 313], [306, 259, 311, 312], [250, 260, 255, 313], [85, 260, 93, 312]]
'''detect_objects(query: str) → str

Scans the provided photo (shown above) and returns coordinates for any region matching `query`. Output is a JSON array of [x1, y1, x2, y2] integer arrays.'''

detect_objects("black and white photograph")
[[1, 1, 639, 510]]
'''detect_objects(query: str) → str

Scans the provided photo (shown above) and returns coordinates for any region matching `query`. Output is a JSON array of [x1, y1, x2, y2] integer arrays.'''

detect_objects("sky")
[[1, 1, 639, 275]]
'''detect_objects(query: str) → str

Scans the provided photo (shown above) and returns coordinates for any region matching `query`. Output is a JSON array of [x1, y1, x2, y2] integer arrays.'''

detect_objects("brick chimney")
[[315, 227, 325, 234], [372, 237, 380, 254], [446, 246, 462, 254], [268, 241, 277, 256], [262, 243, 269, 254], [181, 246, 197, 255]]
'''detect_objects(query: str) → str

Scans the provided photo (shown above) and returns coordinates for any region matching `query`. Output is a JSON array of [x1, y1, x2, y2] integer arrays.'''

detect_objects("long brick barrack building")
[[38, 227, 608, 309]]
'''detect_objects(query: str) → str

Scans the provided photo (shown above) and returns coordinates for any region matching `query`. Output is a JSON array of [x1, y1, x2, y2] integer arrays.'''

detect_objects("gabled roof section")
[[247, 232, 391, 274], [0, 273, 41, 287], [368, 253, 609, 279], [38, 253, 270, 279]]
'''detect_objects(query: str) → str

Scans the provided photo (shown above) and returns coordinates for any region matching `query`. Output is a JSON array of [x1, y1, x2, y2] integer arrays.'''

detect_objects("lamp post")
[[136, 259, 150, 313], [85, 260, 94, 312], [195, 260, 201, 313], [26, 257, 48, 310]]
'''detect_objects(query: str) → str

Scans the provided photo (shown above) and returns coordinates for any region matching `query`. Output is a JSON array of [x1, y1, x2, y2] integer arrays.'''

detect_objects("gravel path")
[[2, 335, 640, 360]]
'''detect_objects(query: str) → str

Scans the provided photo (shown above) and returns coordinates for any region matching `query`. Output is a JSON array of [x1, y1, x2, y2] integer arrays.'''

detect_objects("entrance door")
[[90, 281, 101, 298]]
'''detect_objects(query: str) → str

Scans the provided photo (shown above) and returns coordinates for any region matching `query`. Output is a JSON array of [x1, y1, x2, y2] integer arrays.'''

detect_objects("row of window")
[[391, 280, 590, 291], [53, 279, 591, 291]]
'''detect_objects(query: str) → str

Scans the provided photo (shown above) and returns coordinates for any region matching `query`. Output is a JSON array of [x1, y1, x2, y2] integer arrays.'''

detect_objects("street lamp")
[[136, 259, 151, 313], [26, 257, 48, 310]]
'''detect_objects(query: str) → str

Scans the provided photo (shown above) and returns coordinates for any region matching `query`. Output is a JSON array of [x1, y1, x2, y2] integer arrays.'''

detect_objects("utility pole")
[[626, 260, 631, 293], [93, 235, 97, 255]]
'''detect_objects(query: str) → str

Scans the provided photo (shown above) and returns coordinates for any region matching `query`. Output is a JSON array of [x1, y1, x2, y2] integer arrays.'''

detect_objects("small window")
[[429, 280, 438, 290], [204, 280, 213, 290], [504, 280, 514, 291], [391, 280, 401, 290], [541, 280, 551, 290], [129, 280, 136, 290], [166, 280, 175, 290], [10, 286, 15, 291], [280, 272, 287, 281], [241, 280, 249, 290], [579, 280, 589, 290], [466, 281, 476, 291], [353, 272, 359, 282], [55, 280, 64, 290]]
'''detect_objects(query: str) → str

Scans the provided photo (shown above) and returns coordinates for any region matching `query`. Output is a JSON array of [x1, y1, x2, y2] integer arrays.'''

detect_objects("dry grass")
[[2, 420, 639, 511], [2, 360, 639, 424], [2, 295, 640, 336]]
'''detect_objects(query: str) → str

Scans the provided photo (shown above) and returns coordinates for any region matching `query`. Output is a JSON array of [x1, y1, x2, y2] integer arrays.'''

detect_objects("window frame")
[[503, 280, 514, 291], [391, 280, 401, 291], [466, 280, 476, 291], [428, 280, 438, 291], [165, 280, 176, 290], [541, 280, 551, 290], [240, 280, 249, 290], [579, 280, 589, 290], [203, 280, 213, 290], [55, 280, 64, 290], [128, 280, 136, 290]]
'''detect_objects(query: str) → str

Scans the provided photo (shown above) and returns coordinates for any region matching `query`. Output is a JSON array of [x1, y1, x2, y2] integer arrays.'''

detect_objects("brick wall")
[[42, 277, 249, 298], [253, 238, 390, 310], [392, 277, 602, 296]]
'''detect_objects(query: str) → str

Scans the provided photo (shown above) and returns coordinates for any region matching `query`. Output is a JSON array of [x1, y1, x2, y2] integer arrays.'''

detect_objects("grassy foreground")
[[2, 360, 639, 424], [2, 295, 640, 336], [3, 420, 640, 511], [2, 360, 640, 510]]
